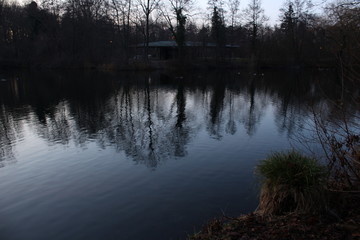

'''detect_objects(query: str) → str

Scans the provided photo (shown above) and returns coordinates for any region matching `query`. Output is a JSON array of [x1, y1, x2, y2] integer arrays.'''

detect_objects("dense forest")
[[0, 0, 359, 69]]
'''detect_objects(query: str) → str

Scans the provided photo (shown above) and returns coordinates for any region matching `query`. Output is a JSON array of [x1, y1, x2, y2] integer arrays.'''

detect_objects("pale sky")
[[196, 0, 285, 25], [196, 0, 327, 25], [16, 0, 327, 26]]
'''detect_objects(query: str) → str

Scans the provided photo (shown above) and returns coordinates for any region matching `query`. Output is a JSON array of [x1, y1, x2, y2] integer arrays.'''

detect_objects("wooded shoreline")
[[0, 1, 358, 75], [0, 58, 337, 72]]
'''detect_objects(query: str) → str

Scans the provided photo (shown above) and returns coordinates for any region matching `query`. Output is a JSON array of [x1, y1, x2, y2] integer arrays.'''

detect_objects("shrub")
[[256, 150, 328, 215]]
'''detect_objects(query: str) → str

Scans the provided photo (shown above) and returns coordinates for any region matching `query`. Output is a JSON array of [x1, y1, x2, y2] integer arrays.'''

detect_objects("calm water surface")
[[0, 70, 341, 240]]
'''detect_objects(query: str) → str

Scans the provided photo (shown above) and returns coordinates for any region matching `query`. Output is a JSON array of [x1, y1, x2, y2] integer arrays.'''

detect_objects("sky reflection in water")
[[0, 69, 348, 240]]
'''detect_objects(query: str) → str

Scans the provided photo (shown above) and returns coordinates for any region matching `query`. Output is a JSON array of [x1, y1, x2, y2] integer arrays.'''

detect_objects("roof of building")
[[135, 41, 239, 48]]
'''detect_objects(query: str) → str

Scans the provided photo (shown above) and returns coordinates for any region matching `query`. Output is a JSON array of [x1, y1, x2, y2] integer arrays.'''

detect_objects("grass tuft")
[[256, 150, 328, 215]]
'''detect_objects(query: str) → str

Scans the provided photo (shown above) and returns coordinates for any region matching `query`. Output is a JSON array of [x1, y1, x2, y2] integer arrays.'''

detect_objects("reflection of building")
[[134, 41, 241, 60]]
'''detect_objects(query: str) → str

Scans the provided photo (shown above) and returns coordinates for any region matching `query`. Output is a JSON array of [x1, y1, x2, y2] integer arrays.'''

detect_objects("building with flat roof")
[[134, 41, 241, 60]]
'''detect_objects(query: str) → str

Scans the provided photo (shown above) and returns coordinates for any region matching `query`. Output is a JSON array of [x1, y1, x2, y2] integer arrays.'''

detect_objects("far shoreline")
[[0, 58, 337, 73]]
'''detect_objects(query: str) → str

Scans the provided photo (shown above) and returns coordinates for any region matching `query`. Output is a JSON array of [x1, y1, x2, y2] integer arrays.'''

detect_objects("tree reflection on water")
[[0, 70, 355, 168]]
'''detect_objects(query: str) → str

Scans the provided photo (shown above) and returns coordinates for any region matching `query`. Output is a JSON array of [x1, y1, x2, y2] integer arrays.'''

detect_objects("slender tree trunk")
[[126, 0, 131, 58], [145, 0, 150, 59]]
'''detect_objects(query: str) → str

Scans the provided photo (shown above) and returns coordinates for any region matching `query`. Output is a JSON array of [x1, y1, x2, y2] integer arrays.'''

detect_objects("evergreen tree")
[[281, 3, 297, 60], [211, 6, 226, 48], [281, 3, 296, 35]]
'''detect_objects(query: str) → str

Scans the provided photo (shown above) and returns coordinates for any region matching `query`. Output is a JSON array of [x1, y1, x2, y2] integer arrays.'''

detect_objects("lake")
[[0, 69, 341, 240]]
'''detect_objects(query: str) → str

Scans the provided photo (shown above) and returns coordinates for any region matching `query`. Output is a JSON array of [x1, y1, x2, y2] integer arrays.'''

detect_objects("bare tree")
[[207, 0, 225, 21], [312, 0, 360, 190], [207, 0, 225, 10], [110, 0, 132, 56], [161, 0, 194, 56], [226, 0, 240, 45], [280, 0, 313, 20], [227, 0, 240, 28], [243, 0, 268, 57], [136, 0, 160, 58], [39, 0, 62, 16]]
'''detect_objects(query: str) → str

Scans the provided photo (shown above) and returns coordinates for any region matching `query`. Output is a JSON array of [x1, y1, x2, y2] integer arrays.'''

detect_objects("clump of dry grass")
[[256, 151, 328, 215]]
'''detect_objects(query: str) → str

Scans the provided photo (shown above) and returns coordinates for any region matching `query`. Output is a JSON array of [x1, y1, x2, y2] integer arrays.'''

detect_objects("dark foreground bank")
[[189, 193, 360, 240], [189, 208, 360, 240]]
